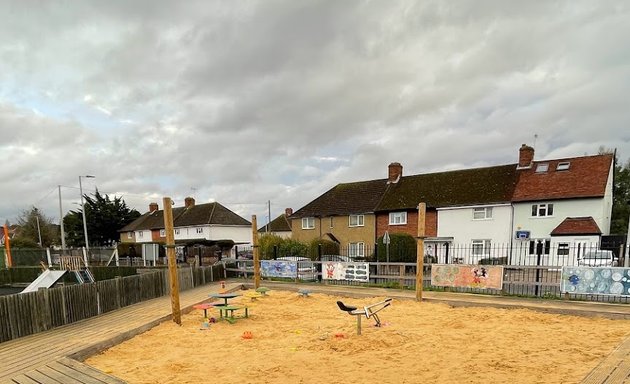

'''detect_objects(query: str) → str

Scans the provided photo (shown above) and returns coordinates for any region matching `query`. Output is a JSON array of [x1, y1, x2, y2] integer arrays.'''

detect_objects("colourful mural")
[[561, 266, 630, 296], [322, 262, 369, 282], [431, 264, 504, 290], [261, 260, 297, 278]]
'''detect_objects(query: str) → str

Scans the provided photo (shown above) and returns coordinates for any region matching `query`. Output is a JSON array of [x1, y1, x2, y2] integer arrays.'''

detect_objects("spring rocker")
[[336, 298, 392, 335]]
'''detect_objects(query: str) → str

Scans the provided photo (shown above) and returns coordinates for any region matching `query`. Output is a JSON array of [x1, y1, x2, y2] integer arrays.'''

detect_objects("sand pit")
[[86, 290, 630, 384]]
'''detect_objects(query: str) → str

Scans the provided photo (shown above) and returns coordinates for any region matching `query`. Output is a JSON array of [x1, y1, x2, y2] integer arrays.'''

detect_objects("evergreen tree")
[[64, 190, 141, 247]]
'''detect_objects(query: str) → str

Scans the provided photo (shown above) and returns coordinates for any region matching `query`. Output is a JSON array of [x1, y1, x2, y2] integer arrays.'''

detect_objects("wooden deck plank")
[[46, 361, 109, 384], [0, 282, 232, 382], [605, 359, 630, 383], [32, 366, 84, 384], [1, 374, 40, 384], [22, 370, 63, 384], [57, 358, 126, 384]]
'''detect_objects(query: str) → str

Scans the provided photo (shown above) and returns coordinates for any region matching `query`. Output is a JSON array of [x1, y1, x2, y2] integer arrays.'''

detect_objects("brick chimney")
[[184, 197, 195, 208], [285, 208, 293, 217], [518, 144, 535, 169], [149, 202, 158, 213], [388, 162, 403, 183]]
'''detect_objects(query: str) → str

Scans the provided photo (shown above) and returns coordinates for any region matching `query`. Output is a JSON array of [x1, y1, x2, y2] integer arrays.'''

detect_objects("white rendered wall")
[[437, 205, 512, 244], [209, 226, 252, 244], [134, 230, 152, 243], [512, 198, 607, 239]]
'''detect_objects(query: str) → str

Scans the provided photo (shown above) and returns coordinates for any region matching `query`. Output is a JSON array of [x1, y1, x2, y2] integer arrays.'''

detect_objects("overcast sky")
[[1, 0, 629, 227]]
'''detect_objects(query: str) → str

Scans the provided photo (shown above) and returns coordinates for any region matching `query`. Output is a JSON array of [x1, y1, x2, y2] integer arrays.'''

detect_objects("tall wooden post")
[[3, 224, 12, 267], [163, 197, 181, 325], [252, 215, 260, 288], [416, 202, 426, 301]]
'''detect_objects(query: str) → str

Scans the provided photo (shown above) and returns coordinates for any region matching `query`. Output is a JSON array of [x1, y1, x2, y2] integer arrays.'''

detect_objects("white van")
[[578, 250, 618, 267]]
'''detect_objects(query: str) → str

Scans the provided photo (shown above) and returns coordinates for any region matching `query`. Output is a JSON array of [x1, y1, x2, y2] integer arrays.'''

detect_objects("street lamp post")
[[625, 200, 630, 268], [79, 175, 95, 255]]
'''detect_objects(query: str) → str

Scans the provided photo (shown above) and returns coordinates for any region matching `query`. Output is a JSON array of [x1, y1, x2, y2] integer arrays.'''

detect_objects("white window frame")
[[557, 242, 570, 256], [472, 207, 493, 220], [174, 229, 180, 235], [348, 242, 365, 258], [535, 163, 549, 173], [137, 231, 143, 239], [159, 229, 165, 237], [531, 203, 554, 217], [302, 217, 315, 230], [389, 212, 407, 225], [127, 232, 133, 239], [196, 227, 203, 234], [556, 162, 570, 171], [471, 239, 491, 256], [349, 214, 365, 227]]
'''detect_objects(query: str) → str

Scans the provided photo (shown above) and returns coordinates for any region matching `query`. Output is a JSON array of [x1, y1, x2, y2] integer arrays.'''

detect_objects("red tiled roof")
[[512, 154, 613, 202], [550, 217, 602, 236]]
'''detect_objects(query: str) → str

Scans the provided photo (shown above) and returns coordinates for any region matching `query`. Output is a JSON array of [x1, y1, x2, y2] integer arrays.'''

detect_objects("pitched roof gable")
[[291, 179, 389, 218], [258, 214, 292, 233], [550, 217, 602, 236], [376, 164, 518, 210], [512, 154, 613, 202], [119, 202, 250, 232]]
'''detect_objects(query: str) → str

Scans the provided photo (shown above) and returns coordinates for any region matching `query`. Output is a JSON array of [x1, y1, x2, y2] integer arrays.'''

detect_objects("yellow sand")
[[86, 290, 630, 384]]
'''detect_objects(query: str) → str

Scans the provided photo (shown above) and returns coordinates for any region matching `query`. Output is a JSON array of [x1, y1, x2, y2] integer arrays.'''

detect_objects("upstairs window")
[[473, 207, 493, 220], [302, 217, 315, 230], [557, 243, 570, 256], [556, 162, 570, 171], [389, 212, 407, 225], [196, 227, 203, 234], [137, 231, 143, 239], [175, 229, 180, 235], [531, 203, 554, 217], [535, 163, 549, 173], [159, 229, 165, 237], [349, 214, 365, 227], [127, 232, 133, 239]]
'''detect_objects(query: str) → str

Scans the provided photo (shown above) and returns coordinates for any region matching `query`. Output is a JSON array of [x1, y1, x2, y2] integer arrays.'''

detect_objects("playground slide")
[[21, 270, 67, 294]]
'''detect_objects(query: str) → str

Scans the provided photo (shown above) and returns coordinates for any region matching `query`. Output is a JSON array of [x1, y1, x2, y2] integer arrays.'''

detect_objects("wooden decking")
[[0, 281, 235, 384], [6, 357, 125, 384], [581, 336, 630, 384], [0, 280, 628, 383]]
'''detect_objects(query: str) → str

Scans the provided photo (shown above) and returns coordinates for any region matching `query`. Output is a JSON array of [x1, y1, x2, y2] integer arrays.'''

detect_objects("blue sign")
[[261, 260, 297, 278], [561, 266, 630, 296]]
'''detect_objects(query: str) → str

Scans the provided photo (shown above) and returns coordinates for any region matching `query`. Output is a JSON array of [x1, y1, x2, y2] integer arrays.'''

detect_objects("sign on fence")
[[560, 266, 630, 296], [431, 264, 504, 290], [261, 260, 297, 278], [323, 262, 369, 282]]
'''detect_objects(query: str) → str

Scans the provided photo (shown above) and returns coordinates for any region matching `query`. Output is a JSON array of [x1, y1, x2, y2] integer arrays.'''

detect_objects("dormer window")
[[535, 163, 549, 173], [556, 162, 570, 171]]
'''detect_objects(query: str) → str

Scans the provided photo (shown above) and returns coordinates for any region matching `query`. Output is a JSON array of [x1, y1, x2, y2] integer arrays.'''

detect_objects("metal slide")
[[20, 270, 67, 294]]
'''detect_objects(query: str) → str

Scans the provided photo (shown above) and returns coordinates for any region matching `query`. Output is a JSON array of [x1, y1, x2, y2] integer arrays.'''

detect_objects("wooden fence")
[[0, 264, 225, 344]]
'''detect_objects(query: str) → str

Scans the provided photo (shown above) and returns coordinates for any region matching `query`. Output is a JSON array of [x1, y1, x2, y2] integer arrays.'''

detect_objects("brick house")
[[290, 145, 614, 264]]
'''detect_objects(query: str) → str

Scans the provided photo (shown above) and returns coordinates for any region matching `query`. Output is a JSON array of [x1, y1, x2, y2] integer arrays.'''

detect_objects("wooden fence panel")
[[96, 279, 120, 314]]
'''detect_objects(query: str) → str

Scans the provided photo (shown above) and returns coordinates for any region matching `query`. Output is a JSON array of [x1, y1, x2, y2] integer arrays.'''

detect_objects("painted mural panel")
[[322, 262, 369, 282], [261, 260, 297, 278], [431, 264, 504, 290], [561, 266, 630, 296]]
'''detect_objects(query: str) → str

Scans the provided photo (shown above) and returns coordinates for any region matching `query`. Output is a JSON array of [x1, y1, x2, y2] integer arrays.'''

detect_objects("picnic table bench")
[[215, 305, 249, 324]]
